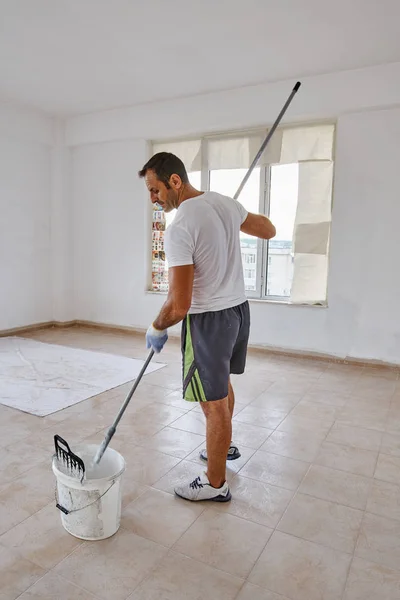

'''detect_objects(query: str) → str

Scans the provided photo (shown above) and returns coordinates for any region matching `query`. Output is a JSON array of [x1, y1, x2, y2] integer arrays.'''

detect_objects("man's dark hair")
[[138, 152, 189, 188]]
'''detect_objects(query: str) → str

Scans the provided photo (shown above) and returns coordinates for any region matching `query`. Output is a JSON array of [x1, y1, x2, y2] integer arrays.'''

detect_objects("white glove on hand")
[[146, 324, 168, 354]]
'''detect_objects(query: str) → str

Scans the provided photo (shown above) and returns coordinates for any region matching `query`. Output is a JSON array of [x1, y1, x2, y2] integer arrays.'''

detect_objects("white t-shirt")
[[164, 191, 248, 314]]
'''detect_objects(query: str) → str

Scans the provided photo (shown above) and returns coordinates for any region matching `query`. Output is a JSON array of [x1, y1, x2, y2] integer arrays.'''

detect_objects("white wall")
[[67, 63, 400, 364], [72, 139, 154, 326], [0, 103, 54, 330]]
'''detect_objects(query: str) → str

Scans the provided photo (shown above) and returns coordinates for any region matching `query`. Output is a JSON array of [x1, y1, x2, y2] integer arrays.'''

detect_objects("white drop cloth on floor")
[[0, 336, 165, 416]]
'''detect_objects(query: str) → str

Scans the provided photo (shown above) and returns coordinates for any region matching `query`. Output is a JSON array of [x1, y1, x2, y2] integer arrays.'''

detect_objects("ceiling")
[[0, 0, 399, 116]]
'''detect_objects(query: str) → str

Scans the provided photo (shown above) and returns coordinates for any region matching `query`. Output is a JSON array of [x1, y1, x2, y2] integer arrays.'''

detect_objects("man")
[[139, 152, 276, 502]]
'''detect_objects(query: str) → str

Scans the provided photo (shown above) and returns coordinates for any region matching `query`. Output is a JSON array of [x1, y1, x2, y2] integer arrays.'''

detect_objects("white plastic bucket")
[[52, 443, 125, 541]]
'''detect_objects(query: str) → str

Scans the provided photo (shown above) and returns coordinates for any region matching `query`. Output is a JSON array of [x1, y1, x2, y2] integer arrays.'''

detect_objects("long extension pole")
[[233, 81, 301, 201]]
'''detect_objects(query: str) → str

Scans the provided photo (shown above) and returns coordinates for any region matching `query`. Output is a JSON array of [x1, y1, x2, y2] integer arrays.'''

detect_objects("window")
[[150, 123, 335, 304], [243, 254, 256, 264]]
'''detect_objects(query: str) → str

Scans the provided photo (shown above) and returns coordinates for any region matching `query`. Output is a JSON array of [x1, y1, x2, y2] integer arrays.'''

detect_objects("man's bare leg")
[[228, 378, 235, 419], [201, 397, 231, 489]]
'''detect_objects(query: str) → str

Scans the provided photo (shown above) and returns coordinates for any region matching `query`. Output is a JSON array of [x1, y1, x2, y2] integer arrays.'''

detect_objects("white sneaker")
[[174, 472, 231, 502]]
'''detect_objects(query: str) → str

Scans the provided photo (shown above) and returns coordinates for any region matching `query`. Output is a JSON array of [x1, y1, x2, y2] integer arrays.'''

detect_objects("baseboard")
[[1, 319, 399, 371], [75, 319, 146, 336], [249, 343, 400, 371], [0, 321, 55, 337], [0, 320, 77, 338]]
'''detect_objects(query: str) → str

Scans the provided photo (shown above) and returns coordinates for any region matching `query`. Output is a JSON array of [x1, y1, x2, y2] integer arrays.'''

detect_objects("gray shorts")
[[181, 301, 250, 402]]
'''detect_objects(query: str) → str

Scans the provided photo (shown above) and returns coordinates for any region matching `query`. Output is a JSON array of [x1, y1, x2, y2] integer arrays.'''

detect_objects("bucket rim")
[[52, 448, 126, 484]]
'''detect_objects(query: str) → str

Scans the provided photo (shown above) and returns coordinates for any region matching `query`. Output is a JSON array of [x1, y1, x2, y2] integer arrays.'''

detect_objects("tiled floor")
[[1, 326, 400, 600]]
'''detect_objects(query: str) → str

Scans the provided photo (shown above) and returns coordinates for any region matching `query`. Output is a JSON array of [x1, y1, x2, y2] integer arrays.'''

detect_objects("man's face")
[[144, 169, 181, 213]]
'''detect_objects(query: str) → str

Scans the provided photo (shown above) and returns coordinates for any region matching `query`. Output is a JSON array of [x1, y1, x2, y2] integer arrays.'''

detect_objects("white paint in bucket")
[[52, 443, 125, 541]]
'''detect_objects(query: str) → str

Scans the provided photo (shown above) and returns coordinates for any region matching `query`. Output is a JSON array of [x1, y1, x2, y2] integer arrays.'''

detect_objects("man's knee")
[[201, 396, 230, 418]]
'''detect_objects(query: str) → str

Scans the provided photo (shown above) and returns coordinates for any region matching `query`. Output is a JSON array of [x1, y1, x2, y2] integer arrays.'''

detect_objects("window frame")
[[151, 120, 335, 303]]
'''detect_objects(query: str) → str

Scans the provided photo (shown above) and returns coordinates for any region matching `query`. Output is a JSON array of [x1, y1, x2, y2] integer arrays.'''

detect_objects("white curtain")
[[280, 125, 335, 162], [152, 139, 202, 171], [207, 129, 282, 170], [281, 126, 335, 304]]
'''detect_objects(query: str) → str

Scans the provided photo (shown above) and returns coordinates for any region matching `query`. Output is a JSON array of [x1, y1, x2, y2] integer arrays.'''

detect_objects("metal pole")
[[233, 81, 301, 201]]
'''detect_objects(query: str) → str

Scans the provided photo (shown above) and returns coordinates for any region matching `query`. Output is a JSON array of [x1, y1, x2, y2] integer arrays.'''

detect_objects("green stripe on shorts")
[[183, 315, 207, 402]]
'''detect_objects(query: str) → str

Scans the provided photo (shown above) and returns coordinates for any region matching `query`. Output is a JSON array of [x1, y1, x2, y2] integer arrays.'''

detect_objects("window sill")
[[146, 290, 327, 308], [248, 297, 327, 308]]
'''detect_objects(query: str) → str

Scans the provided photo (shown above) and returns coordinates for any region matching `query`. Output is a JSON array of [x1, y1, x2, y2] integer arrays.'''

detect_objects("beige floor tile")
[[101, 418, 165, 448], [0, 441, 50, 485], [359, 368, 399, 381], [278, 492, 363, 553], [128, 551, 244, 600], [18, 572, 99, 599], [234, 406, 288, 430], [231, 421, 273, 450], [213, 475, 293, 528], [326, 423, 382, 452], [249, 531, 351, 600], [374, 453, 400, 484], [0, 405, 26, 426], [310, 381, 356, 397], [128, 382, 177, 404], [121, 488, 204, 547], [133, 402, 188, 427], [240, 450, 310, 491], [267, 378, 313, 396], [153, 389, 189, 410], [250, 390, 301, 412], [356, 512, 400, 571], [144, 366, 181, 390], [55, 529, 168, 600], [351, 377, 396, 400], [0, 501, 82, 570], [0, 416, 34, 449], [120, 478, 149, 508], [261, 429, 325, 462], [231, 376, 273, 401], [290, 400, 340, 421], [0, 544, 46, 600], [337, 404, 388, 432], [385, 409, 400, 434], [343, 557, 400, 600], [381, 432, 400, 457], [169, 411, 206, 436], [186, 442, 256, 477], [236, 583, 290, 600], [81, 427, 112, 448], [344, 395, 392, 412], [142, 426, 205, 459], [0, 463, 54, 535], [173, 508, 272, 578], [35, 418, 106, 453], [315, 441, 378, 477], [366, 479, 400, 522], [117, 445, 180, 485], [277, 414, 333, 437], [299, 465, 372, 510], [300, 388, 349, 407]]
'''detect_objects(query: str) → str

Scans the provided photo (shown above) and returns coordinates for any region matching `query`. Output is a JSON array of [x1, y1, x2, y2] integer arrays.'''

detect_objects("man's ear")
[[169, 174, 183, 190]]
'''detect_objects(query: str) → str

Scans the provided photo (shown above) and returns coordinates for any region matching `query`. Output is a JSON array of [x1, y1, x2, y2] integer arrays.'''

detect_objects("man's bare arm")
[[241, 212, 276, 239], [153, 264, 194, 330]]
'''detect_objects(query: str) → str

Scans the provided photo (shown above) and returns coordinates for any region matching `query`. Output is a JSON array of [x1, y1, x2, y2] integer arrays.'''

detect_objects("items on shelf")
[[151, 206, 168, 292]]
